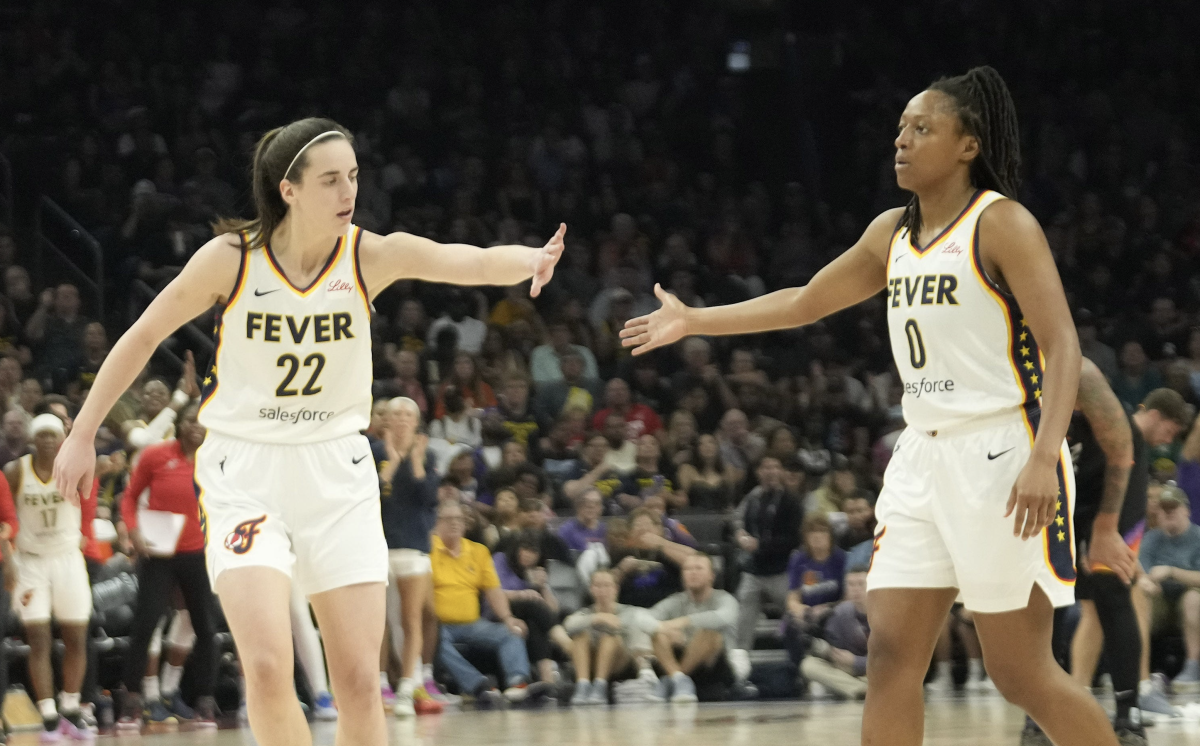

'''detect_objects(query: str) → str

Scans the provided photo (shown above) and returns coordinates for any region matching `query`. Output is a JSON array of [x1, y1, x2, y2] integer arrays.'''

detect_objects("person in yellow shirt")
[[431, 502, 546, 703]]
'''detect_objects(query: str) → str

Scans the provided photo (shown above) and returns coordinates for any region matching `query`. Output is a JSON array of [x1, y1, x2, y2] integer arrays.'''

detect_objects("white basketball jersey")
[[886, 190, 1041, 431], [198, 225, 373, 444], [15, 455, 82, 555]]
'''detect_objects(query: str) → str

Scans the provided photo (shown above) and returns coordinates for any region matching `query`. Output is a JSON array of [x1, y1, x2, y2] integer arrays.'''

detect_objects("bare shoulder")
[[978, 198, 1043, 240], [857, 207, 908, 260], [185, 233, 245, 304]]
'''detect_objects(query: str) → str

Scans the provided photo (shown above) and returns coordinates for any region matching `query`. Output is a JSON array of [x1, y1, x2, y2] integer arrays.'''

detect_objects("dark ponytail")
[[900, 66, 1021, 240], [213, 117, 354, 249]]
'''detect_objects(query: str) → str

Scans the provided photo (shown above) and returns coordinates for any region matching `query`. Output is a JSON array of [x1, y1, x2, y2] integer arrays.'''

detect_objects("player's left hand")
[[529, 223, 566, 298], [1006, 457, 1059, 540], [1088, 529, 1136, 584]]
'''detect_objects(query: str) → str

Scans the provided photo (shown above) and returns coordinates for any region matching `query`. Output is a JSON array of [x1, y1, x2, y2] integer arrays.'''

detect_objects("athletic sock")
[[58, 691, 81, 715], [39, 698, 58, 719], [936, 661, 953, 684], [160, 663, 184, 698], [967, 658, 984, 682], [423, 663, 435, 681], [142, 676, 161, 702], [379, 672, 391, 689]]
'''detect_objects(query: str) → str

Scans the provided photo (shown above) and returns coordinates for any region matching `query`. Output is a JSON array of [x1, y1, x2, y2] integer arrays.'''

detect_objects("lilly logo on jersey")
[[224, 515, 268, 555], [326, 278, 355, 293], [942, 241, 964, 256]]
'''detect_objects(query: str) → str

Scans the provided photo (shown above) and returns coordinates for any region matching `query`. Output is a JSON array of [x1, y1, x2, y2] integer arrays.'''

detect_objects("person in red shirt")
[[119, 403, 217, 725], [0, 464, 19, 737], [590, 378, 662, 440]]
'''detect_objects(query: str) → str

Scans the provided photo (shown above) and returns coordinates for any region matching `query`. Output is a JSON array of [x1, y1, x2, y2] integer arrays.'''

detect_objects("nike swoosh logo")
[[894, 255, 904, 264], [219, 457, 226, 474], [987, 448, 1014, 460], [352, 455, 368, 465], [254, 289, 279, 296]]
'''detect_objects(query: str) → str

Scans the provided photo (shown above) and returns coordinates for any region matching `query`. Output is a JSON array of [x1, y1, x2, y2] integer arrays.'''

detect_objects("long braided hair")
[[899, 66, 1022, 240]]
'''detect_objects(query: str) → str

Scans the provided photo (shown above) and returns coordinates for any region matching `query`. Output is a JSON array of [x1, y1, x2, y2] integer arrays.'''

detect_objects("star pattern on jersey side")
[[203, 376, 212, 386], [1055, 515, 1064, 526], [1055, 500, 1062, 511], [1020, 318, 1029, 327], [1020, 346, 1031, 357], [1057, 531, 1066, 542], [1024, 361, 1035, 370], [1034, 388, 1042, 397], [1031, 374, 1039, 384], [1019, 331, 1028, 341]]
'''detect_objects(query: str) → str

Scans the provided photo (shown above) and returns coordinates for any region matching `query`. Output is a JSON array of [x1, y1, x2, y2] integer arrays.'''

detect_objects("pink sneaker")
[[423, 678, 461, 706]]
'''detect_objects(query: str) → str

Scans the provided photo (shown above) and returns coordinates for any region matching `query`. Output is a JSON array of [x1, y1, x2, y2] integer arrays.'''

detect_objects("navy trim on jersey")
[[908, 189, 984, 254], [263, 236, 344, 294], [972, 219, 1042, 407], [1026, 406, 1077, 584]]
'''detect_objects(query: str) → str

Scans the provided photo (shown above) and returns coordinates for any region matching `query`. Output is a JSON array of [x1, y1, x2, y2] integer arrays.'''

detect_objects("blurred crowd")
[[0, 0, 1196, 721]]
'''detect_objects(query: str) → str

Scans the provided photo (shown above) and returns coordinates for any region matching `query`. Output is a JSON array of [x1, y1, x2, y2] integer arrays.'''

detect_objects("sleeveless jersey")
[[15, 454, 82, 555], [886, 190, 1042, 432], [1067, 410, 1148, 535], [198, 225, 373, 444]]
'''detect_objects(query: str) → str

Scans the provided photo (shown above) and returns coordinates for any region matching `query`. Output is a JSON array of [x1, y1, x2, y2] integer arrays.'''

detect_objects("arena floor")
[[6, 692, 1200, 745]]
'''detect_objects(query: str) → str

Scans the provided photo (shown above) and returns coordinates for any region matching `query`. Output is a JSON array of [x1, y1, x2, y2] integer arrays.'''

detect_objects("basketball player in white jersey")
[[622, 67, 1118, 746], [5, 414, 95, 741], [53, 117, 564, 746]]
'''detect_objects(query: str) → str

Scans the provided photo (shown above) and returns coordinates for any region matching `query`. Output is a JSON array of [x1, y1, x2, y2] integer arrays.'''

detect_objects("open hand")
[[179, 350, 200, 400], [620, 284, 688, 356], [53, 430, 96, 507], [1005, 458, 1059, 540], [1087, 528, 1136, 584], [530, 223, 566, 298]]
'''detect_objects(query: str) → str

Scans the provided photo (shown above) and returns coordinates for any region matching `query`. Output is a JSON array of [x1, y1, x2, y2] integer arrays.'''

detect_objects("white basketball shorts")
[[194, 431, 388, 596], [389, 548, 432, 578], [867, 407, 1076, 613], [15, 548, 93, 624]]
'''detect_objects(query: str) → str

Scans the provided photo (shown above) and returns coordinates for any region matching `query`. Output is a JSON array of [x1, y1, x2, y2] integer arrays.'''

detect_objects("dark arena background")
[[1, 0, 1200, 744]]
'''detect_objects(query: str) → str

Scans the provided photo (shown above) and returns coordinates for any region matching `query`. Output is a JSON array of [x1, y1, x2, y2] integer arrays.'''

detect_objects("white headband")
[[29, 413, 65, 438], [284, 130, 346, 181]]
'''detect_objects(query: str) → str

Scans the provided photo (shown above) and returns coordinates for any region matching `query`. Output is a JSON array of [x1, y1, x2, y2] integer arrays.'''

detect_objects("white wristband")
[[171, 389, 191, 408]]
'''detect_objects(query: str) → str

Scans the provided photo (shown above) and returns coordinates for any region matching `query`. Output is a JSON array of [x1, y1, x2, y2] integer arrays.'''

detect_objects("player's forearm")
[[471, 244, 539, 286], [1171, 568, 1200, 588], [1031, 338, 1081, 466], [1097, 464, 1131, 516], [75, 328, 161, 436], [685, 288, 805, 337]]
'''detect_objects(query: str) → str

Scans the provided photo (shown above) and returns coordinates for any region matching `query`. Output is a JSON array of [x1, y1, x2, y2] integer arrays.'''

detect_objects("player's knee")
[[865, 629, 925, 678], [240, 648, 292, 692], [330, 658, 383, 710], [1090, 572, 1134, 611]]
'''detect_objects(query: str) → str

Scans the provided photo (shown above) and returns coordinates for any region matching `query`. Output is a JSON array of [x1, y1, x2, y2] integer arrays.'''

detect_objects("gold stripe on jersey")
[[199, 243, 250, 417], [905, 189, 986, 259], [350, 226, 372, 318], [263, 237, 345, 297]]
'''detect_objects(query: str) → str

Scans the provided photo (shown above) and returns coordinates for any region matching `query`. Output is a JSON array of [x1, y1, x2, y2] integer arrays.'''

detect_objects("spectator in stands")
[[500, 498, 571, 564], [671, 338, 737, 415], [427, 290, 487, 355], [563, 433, 628, 511], [534, 350, 603, 423], [497, 377, 541, 457], [430, 501, 544, 703], [492, 533, 562, 687], [677, 434, 737, 512], [0, 302, 30, 366], [628, 355, 673, 415], [372, 350, 429, 415], [1076, 310, 1117, 382], [428, 387, 482, 449], [121, 355, 198, 453], [786, 514, 847, 624], [610, 508, 694, 608], [641, 493, 699, 550], [1114, 341, 1164, 412], [591, 378, 662, 439], [4, 266, 38, 329], [25, 283, 89, 388], [564, 569, 656, 706], [0, 356, 22, 409], [649, 554, 741, 702], [530, 319, 600, 385], [0, 409, 29, 467], [840, 496, 877, 567], [1137, 490, 1200, 688], [794, 566, 871, 700], [488, 489, 523, 546], [17, 377, 44, 417], [731, 455, 803, 679], [434, 353, 496, 419], [659, 410, 699, 468], [443, 450, 480, 504], [388, 299, 428, 355], [118, 404, 217, 724], [615, 434, 683, 512], [808, 454, 873, 516], [717, 409, 766, 475], [558, 489, 608, 553], [540, 411, 586, 489]]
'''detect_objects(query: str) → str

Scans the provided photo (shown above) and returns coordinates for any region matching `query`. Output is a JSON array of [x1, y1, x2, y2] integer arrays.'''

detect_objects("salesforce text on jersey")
[[258, 407, 336, 424], [904, 378, 956, 397]]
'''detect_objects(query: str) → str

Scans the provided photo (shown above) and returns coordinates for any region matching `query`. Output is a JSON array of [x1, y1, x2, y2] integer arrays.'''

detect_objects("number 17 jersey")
[[886, 190, 1042, 432], [198, 225, 373, 444]]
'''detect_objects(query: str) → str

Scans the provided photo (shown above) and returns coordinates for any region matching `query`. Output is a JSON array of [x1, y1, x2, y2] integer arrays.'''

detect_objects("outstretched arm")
[[621, 209, 900, 355], [980, 200, 1082, 539], [1075, 357, 1137, 582], [359, 224, 566, 298]]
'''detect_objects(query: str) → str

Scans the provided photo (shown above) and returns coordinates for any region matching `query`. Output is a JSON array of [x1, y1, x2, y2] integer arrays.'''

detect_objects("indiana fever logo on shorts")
[[224, 515, 268, 555]]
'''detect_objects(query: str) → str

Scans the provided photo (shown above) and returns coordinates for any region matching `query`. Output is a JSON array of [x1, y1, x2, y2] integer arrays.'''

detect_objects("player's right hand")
[[1087, 528, 1136, 584], [620, 284, 688, 356], [53, 430, 96, 508]]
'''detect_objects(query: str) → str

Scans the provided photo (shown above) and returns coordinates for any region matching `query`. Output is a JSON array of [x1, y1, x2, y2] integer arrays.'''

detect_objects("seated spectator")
[[492, 534, 562, 687], [670, 338, 737, 416], [838, 495, 877, 554], [610, 508, 694, 608], [427, 290, 487, 355], [1137, 490, 1200, 689], [1113, 341, 1163, 413], [792, 566, 870, 700], [434, 352, 496, 419], [600, 413, 638, 475], [540, 412, 585, 492], [649, 554, 742, 702], [371, 349, 429, 415], [497, 376, 542, 457], [717, 409, 765, 476], [430, 502, 544, 702], [626, 354, 674, 415], [0, 409, 30, 467], [642, 493, 699, 550], [534, 351, 603, 423], [659, 409, 699, 468], [498, 498, 572, 565], [558, 489, 608, 553], [591, 378, 662, 439], [731, 456, 803, 678], [428, 387, 482, 449], [490, 489, 523, 547], [564, 569, 657, 705], [530, 319, 600, 384], [786, 514, 847, 624], [25, 283, 89, 388], [807, 454, 873, 517], [563, 433, 629, 509], [676, 433, 737, 512], [443, 450, 481, 503]]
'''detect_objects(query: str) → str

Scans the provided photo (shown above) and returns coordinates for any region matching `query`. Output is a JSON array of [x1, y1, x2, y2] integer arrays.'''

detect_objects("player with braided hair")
[[622, 66, 1119, 746]]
